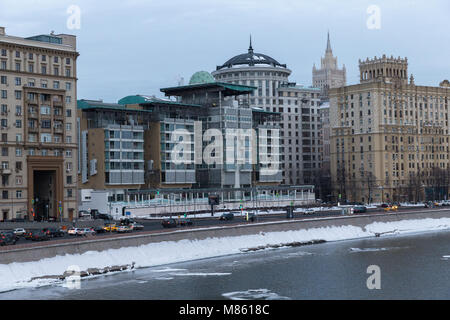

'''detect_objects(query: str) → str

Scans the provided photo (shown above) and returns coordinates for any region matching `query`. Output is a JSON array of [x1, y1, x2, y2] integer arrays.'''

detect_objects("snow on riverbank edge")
[[1, 217, 450, 293]]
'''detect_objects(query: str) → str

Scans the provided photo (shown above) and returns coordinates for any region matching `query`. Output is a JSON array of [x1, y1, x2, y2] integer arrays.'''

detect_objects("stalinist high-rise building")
[[313, 32, 346, 102]]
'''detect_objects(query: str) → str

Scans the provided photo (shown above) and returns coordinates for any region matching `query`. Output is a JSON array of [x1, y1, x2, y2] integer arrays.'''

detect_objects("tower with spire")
[[313, 31, 346, 102]]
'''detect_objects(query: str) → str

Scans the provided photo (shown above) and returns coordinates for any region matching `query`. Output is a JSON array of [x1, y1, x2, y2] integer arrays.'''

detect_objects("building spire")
[[248, 34, 254, 54], [326, 30, 332, 53]]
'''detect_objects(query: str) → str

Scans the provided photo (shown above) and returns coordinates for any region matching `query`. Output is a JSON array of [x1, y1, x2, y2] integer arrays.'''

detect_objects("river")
[[1, 230, 449, 300]]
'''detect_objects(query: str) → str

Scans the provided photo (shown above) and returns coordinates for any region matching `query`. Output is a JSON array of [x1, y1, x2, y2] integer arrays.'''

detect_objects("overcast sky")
[[1, 0, 449, 102]]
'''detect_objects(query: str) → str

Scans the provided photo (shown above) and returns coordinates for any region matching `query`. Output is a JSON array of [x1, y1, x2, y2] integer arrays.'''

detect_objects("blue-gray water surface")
[[1, 230, 450, 300]]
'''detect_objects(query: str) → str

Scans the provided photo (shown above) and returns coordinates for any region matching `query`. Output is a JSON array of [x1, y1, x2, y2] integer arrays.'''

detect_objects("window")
[[2, 191, 8, 199], [65, 150, 72, 158], [65, 68, 71, 77], [14, 90, 21, 100], [15, 120, 21, 128], [1, 90, 7, 99], [67, 189, 73, 198], [67, 175, 72, 184], [66, 109, 72, 117], [15, 148, 22, 157], [15, 176, 22, 185], [16, 190, 22, 199], [41, 65, 47, 75], [65, 82, 71, 91], [15, 161, 22, 171], [15, 77, 21, 86], [40, 133, 52, 143], [1, 147, 8, 156], [0, 76, 6, 84], [15, 134, 22, 142], [41, 119, 51, 129], [28, 64, 34, 73], [53, 81, 60, 89], [0, 61, 6, 70], [40, 106, 51, 115]]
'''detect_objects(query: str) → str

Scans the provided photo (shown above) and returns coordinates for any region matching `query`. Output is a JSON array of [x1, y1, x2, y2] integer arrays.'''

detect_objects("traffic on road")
[[1, 201, 448, 248]]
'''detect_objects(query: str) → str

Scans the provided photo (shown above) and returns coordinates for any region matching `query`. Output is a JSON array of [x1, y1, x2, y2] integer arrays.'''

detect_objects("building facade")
[[313, 32, 346, 102], [330, 55, 450, 203], [211, 40, 321, 187], [0, 27, 78, 221]]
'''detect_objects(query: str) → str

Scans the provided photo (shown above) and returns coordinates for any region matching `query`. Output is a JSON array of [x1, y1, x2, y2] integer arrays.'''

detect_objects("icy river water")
[[2, 230, 450, 300]]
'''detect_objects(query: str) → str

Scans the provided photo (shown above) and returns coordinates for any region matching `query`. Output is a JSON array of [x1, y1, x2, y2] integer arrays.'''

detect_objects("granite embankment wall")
[[1, 209, 449, 264]]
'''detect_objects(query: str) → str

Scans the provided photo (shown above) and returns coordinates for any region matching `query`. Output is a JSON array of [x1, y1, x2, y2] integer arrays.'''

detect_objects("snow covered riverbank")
[[1, 217, 450, 293]]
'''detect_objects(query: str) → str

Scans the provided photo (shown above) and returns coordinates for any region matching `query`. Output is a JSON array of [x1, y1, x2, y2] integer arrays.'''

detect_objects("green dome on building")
[[189, 71, 215, 85]]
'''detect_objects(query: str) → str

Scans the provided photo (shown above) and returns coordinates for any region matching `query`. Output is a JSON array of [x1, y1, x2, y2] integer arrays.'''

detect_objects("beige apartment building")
[[0, 27, 78, 221], [330, 55, 450, 203]]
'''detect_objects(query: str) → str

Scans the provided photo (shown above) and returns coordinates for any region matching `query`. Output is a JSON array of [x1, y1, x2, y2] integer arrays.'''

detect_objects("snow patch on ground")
[[1, 217, 450, 293]]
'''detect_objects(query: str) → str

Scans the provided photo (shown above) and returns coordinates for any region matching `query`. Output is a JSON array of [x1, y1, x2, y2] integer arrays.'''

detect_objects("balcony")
[[0, 169, 11, 175]]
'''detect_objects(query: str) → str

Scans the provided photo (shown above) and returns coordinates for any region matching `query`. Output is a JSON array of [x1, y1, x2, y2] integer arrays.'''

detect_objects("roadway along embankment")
[[1, 208, 449, 264]]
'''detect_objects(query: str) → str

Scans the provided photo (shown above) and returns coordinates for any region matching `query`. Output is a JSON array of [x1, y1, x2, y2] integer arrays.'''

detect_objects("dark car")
[[0, 232, 17, 246], [24, 230, 35, 240], [48, 228, 64, 238], [178, 218, 193, 226], [219, 213, 234, 221], [380, 203, 389, 208], [162, 218, 177, 228], [94, 226, 107, 234], [30, 230, 50, 241], [353, 206, 367, 213]]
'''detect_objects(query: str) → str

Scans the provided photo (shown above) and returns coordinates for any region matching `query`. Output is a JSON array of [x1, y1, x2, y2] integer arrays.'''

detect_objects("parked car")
[[76, 228, 95, 236], [30, 230, 50, 241], [384, 205, 398, 212], [162, 218, 177, 228], [178, 218, 193, 226], [380, 203, 389, 208], [353, 206, 367, 214], [103, 224, 118, 232], [117, 225, 133, 233], [0, 232, 17, 246], [303, 208, 315, 215], [13, 228, 27, 236], [47, 228, 65, 238], [130, 222, 144, 230], [24, 230, 35, 240], [94, 226, 107, 234], [441, 200, 450, 206], [67, 228, 78, 236], [219, 213, 234, 221]]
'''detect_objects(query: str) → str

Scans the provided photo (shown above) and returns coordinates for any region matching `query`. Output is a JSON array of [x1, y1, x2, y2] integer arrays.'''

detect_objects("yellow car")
[[103, 224, 118, 232], [384, 205, 398, 212]]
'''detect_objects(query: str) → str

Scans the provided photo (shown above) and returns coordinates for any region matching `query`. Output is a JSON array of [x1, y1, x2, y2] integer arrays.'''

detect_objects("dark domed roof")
[[216, 39, 287, 71]]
